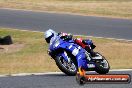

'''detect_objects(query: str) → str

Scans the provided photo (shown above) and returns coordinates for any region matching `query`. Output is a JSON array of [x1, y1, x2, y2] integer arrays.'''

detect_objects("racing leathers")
[[49, 33, 89, 76], [58, 32, 96, 57]]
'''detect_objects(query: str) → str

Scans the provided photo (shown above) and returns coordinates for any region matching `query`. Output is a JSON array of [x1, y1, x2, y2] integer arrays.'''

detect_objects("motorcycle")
[[48, 35, 110, 76]]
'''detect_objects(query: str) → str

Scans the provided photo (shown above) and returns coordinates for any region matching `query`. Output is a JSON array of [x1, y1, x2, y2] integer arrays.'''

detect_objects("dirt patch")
[[0, 43, 25, 53]]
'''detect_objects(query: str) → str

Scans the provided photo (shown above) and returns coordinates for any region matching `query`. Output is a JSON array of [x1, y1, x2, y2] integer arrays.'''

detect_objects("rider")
[[44, 29, 88, 76], [57, 32, 96, 57]]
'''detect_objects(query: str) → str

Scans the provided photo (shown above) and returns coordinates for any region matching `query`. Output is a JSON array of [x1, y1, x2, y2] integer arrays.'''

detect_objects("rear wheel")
[[55, 56, 77, 76], [95, 53, 110, 74]]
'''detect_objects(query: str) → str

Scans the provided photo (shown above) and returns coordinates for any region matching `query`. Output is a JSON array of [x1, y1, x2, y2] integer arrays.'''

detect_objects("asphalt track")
[[0, 71, 131, 88], [0, 9, 132, 88], [0, 9, 132, 40]]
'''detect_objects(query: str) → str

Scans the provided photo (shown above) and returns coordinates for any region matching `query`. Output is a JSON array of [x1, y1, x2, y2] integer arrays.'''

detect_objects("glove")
[[59, 32, 73, 41]]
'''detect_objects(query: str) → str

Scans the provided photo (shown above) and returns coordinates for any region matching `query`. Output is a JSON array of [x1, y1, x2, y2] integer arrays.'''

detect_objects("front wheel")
[[55, 56, 77, 76]]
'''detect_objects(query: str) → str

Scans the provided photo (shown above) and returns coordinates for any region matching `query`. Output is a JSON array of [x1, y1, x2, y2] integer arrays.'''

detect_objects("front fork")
[[58, 51, 71, 63]]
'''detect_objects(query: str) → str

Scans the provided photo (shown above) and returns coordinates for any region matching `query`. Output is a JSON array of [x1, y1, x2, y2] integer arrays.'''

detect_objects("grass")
[[0, 28, 59, 74], [0, 0, 132, 19], [0, 28, 132, 75]]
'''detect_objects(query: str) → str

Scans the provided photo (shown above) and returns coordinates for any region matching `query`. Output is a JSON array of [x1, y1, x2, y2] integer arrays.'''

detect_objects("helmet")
[[44, 29, 56, 43]]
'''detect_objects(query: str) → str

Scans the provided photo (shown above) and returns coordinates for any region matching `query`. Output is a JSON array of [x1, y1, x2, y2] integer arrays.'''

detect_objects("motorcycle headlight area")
[[54, 40, 60, 48]]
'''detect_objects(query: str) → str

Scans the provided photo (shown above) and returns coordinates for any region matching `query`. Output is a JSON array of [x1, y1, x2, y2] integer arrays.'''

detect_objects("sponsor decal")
[[72, 48, 79, 56], [87, 64, 95, 68]]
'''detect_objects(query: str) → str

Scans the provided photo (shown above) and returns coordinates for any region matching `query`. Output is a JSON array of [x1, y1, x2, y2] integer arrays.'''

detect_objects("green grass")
[[0, 28, 59, 74], [0, 0, 132, 19], [0, 28, 132, 75]]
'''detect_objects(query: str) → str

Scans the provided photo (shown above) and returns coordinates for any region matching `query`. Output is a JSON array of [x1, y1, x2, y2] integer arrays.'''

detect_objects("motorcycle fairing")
[[49, 36, 90, 70]]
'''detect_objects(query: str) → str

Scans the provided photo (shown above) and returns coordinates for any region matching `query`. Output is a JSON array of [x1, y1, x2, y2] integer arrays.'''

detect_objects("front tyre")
[[55, 56, 77, 76], [95, 57, 110, 74]]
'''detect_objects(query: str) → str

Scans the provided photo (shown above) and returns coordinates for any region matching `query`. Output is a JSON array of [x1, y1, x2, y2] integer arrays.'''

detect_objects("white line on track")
[[10, 28, 132, 42], [0, 69, 132, 77], [0, 72, 63, 77], [110, 69, 132, 71]]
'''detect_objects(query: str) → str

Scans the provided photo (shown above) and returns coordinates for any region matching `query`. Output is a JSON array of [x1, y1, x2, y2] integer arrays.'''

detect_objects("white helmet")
[[44, 29, 56, 43]]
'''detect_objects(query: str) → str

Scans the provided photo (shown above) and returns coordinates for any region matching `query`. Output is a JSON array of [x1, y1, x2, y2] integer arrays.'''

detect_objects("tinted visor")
[[45, 33, 54, 43]]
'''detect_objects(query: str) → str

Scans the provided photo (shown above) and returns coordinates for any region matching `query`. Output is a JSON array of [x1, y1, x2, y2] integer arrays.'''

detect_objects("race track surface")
[[0, 71, 131, 88], [0, 9, 132, 40]]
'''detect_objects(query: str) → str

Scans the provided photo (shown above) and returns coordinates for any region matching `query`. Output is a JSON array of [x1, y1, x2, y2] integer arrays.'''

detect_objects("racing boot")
[[85, 46, 101, 59], [76, 67, 86, 85], [90, 50, 97, 57], [78, 67, 86, 76], [84, 46, 95, 57]]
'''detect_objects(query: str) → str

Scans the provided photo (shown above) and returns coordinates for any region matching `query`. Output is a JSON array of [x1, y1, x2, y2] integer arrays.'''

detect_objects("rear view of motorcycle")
[[45, 29, 110, 78]]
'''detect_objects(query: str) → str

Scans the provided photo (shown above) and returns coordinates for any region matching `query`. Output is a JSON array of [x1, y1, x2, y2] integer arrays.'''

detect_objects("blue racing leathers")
[[48, 35, 89, 70]]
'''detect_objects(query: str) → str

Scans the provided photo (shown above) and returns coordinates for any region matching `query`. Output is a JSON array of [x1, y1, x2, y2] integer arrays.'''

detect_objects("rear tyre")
[[95, 54, 110, 74], [55, 56, 77, 76]]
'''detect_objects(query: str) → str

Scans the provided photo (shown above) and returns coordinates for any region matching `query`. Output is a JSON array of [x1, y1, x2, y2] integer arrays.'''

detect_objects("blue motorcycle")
[[48, 35, 110, 76]]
